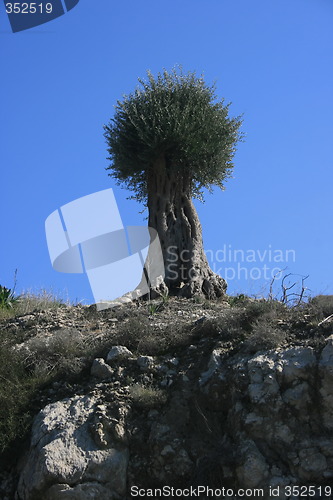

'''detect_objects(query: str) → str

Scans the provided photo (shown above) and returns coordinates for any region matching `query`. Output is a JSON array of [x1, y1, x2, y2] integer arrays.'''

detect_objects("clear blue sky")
[[1, 0, 332, 304]]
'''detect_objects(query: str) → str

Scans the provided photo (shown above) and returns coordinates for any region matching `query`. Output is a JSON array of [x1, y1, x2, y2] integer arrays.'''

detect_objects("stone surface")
[[15, 334, 333, 497], [106, 346, 133, 363], [137, 355, 155, 370], [16, 395, 128, 500], [90, 358, 113, 379]]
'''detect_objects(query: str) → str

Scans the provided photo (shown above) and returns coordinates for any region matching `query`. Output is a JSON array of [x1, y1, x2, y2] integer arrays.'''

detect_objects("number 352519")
[[5, 3, 53, 14]]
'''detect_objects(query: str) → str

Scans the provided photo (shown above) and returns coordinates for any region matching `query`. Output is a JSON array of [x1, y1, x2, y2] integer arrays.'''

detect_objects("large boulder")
[[16, 395, 128, 500]]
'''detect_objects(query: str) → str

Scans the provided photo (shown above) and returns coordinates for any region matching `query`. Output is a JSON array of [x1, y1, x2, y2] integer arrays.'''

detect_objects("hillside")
[[1, 294, 333, 499]]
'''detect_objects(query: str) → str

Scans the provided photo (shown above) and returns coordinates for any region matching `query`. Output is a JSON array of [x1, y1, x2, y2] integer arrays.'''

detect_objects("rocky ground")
[[1, 294, 333, 499]]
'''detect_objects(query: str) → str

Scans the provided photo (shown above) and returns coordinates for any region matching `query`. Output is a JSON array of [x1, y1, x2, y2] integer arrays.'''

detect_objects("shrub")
[[23, 328, 95, 379], [308, 295, 333, 320], [227, 294, 251, 307], [129, 384, 167, 409], [0, 336, 42, 455], [0, 289, 68, 320], [0, 285, 18, 310], [243, 318, 286, 354], [240, 300, 286, 331]]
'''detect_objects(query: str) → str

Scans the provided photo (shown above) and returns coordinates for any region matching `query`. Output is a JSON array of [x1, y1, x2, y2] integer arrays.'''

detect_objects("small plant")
[[243, 318, 286, 354], [23, 328, 94, 379], [193, 295, 205, 304], [0, 285, 18, 309], [17, 289, 67, 312], [309, 295, 333, 318], [227, 294, 249, 307], [148, 302, 159, 315], [0, 269, 20, 310], [160, 290, 169, 305], [0, 335, 42, 455], [129, 383, 167, 409], [147, 293, 169, 315]]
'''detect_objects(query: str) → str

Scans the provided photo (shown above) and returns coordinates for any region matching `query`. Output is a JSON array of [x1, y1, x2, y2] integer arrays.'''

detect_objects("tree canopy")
[[104, 67, 243, 203]]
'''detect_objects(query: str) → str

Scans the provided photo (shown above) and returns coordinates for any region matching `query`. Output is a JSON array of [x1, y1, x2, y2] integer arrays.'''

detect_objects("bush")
[[129, 384, 167, 409], [308, 295, 333, 320], [0, 335, 42, 455], [227, 294, 251, 307], [240, 300, 286, 332], [243, 318, 286, 354], [0, 289, 68, 320], [0, 285, 18, 310], [22, 328, 96, 380]]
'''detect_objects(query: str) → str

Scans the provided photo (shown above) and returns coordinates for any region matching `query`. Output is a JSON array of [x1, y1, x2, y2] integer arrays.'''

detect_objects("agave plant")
[[0, 285, 18, 309]]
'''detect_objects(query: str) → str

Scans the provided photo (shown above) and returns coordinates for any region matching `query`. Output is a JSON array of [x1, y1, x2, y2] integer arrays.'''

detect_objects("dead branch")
[[318, 314, 333, 327]]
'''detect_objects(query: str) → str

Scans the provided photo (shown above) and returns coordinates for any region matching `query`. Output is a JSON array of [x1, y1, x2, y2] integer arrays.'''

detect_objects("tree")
[[104, 67, 243, 299]]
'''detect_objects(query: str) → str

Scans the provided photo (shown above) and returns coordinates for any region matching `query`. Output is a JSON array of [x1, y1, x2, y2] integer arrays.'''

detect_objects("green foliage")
[[129, 383, 167, 409], [160, 290, 170, 305], [148, 302, 160, 315], [227, 294, 250, 307], [0, 336, 41, 455], [0, 289, 70, 320], [308, 295, 333, 319], [0, 285, 18, 309], [104, 66, 243, 203], [23, 328, 93, 379], [243, 318, 286, 354], [147, 293, 169, 315], [0, 327, 93, 456]]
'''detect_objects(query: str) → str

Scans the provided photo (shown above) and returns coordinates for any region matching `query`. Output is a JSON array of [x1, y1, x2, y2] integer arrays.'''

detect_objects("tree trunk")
[[146, 155, 227, 299]]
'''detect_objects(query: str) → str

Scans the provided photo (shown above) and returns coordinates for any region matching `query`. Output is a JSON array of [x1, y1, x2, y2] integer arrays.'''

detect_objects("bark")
[[146, 155, 227, 299]]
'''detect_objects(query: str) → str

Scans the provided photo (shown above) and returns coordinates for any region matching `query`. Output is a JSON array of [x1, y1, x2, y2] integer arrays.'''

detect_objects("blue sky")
[[1, 0, 332, 304]]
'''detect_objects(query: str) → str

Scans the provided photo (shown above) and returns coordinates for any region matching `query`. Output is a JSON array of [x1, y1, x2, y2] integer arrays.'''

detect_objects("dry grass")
[[0, 289, 70, 320], [129, 383, 167, 409]]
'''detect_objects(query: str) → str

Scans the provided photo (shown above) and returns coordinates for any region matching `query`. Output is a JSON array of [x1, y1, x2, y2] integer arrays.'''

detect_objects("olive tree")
[[104, 67, 243, 298]]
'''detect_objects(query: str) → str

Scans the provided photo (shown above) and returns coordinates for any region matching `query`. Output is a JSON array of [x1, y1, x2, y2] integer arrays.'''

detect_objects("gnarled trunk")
[[146, 155, 227, 299]]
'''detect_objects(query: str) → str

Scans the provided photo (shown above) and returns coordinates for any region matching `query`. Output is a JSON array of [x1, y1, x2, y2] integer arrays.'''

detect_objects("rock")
[[279, 346, 316, 384], [11, 300, 333, 496], [46, 482, 113, 499], [147, 410, 159, 419], [237, 440, 269, 488], [298, 448, 327, 480], [319, 337, 333, 429], [96, 295, 133, 311], [173, 449, 193, 476], [199, 348, 223, 385], [282, 382, 310, 410], [137, 355, 155, 370], [90, 358, 113, 379], [160, 445, 175, 457], [16, 395, 128, 500], [148, 275, 168, 299], [106, 346, 133, 363], [164, 356, 179, 366], [149, 423, 170, 442]]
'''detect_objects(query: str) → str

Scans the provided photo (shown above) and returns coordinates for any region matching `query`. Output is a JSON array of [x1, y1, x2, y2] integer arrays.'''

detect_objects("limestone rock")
[[91, 358, 113, 379], [16, 395, 128, 500], [137, 355, 155, 371], [106, 346, 133, 363], [237, 440, 269, 488], [199, 348, 224, 385]]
